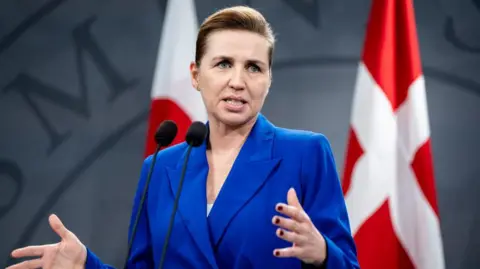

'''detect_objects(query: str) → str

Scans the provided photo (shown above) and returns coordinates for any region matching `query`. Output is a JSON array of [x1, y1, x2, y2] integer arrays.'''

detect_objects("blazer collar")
[[165, 113, 281, 267], [205, 114, 281, 248], [174, 113, 276, 170]]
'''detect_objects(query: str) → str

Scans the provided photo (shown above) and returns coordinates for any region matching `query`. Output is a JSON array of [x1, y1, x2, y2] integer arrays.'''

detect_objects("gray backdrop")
[[1, 0, 479, 268]]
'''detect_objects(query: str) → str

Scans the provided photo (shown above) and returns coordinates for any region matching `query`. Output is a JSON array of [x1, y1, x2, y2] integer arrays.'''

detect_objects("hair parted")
[[195, 6, 276, 67]]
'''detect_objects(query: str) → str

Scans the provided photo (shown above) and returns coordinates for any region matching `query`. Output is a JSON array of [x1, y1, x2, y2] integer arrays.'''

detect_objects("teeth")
[[226, 99, 243, 106]]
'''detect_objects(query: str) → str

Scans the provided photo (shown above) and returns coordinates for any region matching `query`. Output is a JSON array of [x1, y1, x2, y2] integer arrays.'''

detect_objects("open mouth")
[[223, 98, 247, 106]]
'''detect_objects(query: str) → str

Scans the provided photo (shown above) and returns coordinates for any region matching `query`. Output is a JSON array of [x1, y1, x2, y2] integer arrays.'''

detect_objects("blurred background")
[[0, 0, 479, 268]]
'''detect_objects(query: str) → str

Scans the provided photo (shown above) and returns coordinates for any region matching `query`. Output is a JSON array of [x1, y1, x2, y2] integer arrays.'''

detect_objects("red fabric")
[[342, 0, 442, 268], [144, 98, 192, 157], [362, 0, 422, 111]]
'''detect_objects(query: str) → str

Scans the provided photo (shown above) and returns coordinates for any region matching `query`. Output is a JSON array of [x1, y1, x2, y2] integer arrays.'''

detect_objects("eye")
[[247, 64, 261, 73], [217, 60, 231, 69]]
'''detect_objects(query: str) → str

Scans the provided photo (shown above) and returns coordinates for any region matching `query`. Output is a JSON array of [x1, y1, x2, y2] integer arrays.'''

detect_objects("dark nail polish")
[[275, 217, 280, 224], [277, 205, 283, 211], [274, 250, 280, 256], [279, 230, 284, 236]]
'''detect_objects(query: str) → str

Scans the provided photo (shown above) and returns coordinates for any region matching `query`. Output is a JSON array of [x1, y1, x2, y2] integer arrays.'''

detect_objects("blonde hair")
[[195, 6, 276, 67]]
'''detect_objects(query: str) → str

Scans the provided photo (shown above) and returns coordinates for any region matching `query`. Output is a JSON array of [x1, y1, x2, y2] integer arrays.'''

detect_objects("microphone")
[[124, 120, 178, 269], [158, 121, 208, 269]]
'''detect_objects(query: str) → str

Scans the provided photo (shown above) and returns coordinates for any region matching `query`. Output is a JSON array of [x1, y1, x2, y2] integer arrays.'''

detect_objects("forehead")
[[204, 30, 269, 61]]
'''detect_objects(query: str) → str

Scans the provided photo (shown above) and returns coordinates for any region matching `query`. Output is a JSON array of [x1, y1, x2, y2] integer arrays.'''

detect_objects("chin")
[[216, 112, 255, 128]]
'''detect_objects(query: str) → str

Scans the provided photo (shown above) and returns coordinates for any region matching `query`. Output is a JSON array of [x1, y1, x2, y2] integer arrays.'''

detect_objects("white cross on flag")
[[144, 0, 207, 156], [341, 0, 445, 268]]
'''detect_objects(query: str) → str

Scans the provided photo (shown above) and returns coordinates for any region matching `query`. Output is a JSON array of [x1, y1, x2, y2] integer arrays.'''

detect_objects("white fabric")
[[149, 0, 207, 122], [344, 63, 445, 269], [207, 203, 213, 216]]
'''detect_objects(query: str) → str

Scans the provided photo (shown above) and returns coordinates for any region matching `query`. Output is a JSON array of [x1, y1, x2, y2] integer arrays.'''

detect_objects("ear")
[[190, 61, 200, 91]]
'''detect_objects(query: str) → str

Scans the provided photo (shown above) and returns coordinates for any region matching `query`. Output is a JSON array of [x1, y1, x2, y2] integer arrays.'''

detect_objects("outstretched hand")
[[272, 188, 327, 266], [7, 214, 87, 269]]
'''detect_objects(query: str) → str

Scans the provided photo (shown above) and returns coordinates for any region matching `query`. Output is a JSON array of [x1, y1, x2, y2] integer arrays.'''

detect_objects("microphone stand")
[[124, 143, 161, 269], [158, 145, 193, 269]]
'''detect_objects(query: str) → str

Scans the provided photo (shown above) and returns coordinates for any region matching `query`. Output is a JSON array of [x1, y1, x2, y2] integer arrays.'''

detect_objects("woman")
[[8, 5, 359, 269]]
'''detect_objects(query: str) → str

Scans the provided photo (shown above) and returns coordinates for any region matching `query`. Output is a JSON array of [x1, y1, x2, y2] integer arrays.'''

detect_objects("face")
[[190, 30, 271, 128]]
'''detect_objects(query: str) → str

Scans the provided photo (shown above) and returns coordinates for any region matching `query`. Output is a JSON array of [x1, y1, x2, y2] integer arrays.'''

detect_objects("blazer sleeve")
[[300, 134, 359, 269], [85, 156, 155, 269]]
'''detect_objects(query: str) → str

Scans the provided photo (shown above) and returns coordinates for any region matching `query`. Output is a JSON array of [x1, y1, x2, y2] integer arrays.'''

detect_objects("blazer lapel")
[[165, 141, 218, 269], [207, 114, 282, 248]]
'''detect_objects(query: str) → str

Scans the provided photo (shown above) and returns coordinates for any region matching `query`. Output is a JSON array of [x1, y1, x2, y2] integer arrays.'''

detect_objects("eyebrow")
[[211, 55, 267, 66]]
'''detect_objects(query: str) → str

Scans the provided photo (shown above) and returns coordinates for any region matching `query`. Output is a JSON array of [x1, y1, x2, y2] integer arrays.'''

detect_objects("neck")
[[207, 115, 257, 154]]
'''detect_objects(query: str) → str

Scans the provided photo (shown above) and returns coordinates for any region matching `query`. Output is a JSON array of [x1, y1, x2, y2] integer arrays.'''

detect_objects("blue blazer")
[[85, 114, 359, 268]]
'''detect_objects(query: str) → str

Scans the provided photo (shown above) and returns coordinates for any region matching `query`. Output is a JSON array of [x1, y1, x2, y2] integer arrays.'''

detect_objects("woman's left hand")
[[272, 188, 327, 266]]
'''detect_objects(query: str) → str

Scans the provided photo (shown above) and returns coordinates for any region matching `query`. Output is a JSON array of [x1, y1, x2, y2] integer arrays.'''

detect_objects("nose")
[[228, 67, 246, 91]]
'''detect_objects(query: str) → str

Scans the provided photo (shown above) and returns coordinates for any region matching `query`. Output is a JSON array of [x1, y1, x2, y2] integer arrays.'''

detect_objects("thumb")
[[287, 187, 302, 209], [49, 214, 70, 240]]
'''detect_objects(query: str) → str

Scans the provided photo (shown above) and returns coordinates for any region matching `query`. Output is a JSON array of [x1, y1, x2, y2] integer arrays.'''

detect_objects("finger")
[[287, 187, 302, 209], [272, 215, 307, 234], [273, 246, 301, 258], [6, 258, 43, 269], [275, 203, 310, 223], [276, 228, 307, 245], [11, 245, 47, 258], [49, 214, 69, 240]]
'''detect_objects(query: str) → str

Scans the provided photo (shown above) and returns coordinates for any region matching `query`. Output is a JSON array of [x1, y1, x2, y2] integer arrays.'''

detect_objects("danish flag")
[[342, 0, 445, 268], [144, 0, 207, 156]]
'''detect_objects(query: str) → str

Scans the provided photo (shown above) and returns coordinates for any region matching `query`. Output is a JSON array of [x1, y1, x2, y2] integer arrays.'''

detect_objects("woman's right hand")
[[7, 214, 87, 269]]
